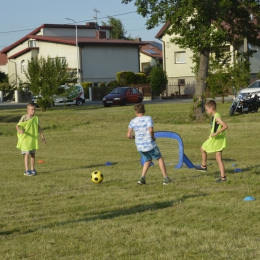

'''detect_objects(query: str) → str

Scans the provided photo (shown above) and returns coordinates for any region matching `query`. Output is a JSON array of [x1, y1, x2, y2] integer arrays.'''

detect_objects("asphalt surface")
[[0, 96, 233, 108]]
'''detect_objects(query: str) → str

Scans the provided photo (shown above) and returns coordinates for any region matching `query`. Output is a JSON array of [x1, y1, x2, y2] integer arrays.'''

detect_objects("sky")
[[0, 0, 163, 50]]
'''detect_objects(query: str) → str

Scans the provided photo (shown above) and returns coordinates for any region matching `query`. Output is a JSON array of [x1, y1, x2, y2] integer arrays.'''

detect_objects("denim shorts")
[[139, 146, 162, 162], [22, 150, 36, 154]]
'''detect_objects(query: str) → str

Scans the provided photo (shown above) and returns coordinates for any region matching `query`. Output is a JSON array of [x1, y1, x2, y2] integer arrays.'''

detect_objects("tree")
[[150, 66, 168, 96], [122, 0, 260, 119], [26, 56, 69, 111], [0, 71, 8, 83], [102, 17, 127, 39]]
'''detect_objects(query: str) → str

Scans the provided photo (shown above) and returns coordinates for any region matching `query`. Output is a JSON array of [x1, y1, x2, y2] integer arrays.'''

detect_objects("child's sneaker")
[[24, 170, 34, 176], [216, 176, 227, 182], [31, 169, 38, 175], [195, 165, 207, 172], [137, 177, 146, 185], [163, 176, 172, 185]]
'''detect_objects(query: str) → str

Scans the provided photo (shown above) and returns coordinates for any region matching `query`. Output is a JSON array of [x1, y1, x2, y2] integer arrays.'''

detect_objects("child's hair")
[[134, 103, 145, 114], [27, 102, 35, 108], [205, 100, 216, 110]]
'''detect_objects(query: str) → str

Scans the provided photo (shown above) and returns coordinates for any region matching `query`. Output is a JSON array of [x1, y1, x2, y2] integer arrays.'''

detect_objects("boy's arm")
[[16, 124, 24, 134], [211, 117, 228, 137], [127, 128, 135, 139], [149, 126, 156, 141], [38, 125, 46, 144]]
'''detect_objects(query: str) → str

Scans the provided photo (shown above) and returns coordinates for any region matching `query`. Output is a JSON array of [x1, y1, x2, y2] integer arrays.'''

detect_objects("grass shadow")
[[4, 193, 207, 236]]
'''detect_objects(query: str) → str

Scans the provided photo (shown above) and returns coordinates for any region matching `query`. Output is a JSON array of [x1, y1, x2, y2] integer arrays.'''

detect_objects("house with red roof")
[[1, 23, 145, 87], [139, 40, 162, 72]]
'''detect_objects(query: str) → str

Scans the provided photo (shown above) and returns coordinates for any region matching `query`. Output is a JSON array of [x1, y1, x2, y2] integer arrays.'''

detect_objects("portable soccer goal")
[[140, 131, 195, 169]]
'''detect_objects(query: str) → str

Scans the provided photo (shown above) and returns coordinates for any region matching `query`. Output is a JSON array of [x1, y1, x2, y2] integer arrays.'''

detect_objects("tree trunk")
[[194, 48, 210, 120]]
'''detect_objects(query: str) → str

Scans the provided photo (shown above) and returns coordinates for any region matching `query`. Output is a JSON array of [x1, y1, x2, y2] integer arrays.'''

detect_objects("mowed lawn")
[[0, 101, 260, 260]]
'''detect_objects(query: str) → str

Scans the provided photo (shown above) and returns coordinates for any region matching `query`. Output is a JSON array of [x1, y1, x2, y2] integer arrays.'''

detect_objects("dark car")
[[103, 87, 143, 107]]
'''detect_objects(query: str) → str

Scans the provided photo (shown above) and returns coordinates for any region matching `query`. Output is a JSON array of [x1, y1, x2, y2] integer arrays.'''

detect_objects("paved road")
[[0, 96, 233, 108]]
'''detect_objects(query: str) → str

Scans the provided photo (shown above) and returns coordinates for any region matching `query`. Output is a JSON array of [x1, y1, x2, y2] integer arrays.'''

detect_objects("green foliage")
[[149, 66, 168, 96], [102, 16, 127, 39], [0, 71, 8, 83], [0, 82, 10, 91], [122, 0, 260, 118], [116, 71, 136, 85], [107, 81, 118, 88], [207, 59, 230, 99], [25, 56, 69, 111], [135, 72, 147, 84], [227, 59, 251, 91], [99, 82, 107, 87]]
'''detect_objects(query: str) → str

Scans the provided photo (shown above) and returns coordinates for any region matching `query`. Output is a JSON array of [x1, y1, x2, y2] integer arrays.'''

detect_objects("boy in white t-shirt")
[[127, 103, 171, 185]]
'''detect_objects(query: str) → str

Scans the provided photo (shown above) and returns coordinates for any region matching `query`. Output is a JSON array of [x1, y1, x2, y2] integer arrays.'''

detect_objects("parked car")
[[238, 80, 260, 98], [32, 84, 85, 107], [103, 87, 143, 107]]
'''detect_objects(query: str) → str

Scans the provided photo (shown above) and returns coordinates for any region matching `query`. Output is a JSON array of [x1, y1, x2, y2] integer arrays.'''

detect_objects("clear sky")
[[0, 0, 163, 50]]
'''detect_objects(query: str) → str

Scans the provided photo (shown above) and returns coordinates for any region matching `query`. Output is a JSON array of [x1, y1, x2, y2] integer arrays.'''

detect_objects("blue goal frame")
[[140, 131, 195, 169]]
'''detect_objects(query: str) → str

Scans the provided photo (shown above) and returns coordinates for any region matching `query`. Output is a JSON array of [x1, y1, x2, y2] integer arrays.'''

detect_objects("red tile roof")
[[1, 23, 145, 54], [8, 47, 39, 59], [0, 53, 7, 65], [140, 41, 162, 60]]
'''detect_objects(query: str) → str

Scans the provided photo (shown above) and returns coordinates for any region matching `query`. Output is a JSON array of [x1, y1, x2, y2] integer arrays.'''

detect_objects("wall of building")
[[81, 45, 139, 83]]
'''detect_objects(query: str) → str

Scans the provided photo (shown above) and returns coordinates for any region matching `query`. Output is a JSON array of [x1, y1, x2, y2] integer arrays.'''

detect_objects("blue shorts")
[[139, 146, 162, 162]]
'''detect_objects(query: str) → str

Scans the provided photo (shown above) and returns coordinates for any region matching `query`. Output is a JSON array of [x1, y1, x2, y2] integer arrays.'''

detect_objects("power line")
[[0, 11, 137, 35]]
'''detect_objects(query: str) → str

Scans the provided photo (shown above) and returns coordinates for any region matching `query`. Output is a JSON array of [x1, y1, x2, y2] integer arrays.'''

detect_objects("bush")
[[135, 73, 147, 84], [150, 67, 168, 96], [116, 71, 135, 85]]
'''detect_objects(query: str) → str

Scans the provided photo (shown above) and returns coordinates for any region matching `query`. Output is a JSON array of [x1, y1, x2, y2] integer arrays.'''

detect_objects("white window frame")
[[21, 60, 26, 74], [175, 51, 186, 64]]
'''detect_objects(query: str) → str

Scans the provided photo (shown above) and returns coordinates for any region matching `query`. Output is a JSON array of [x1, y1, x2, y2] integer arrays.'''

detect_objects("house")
[[1, 23, 146, 87], [155, 21, 260, 96], [139, 40, 162, 72]]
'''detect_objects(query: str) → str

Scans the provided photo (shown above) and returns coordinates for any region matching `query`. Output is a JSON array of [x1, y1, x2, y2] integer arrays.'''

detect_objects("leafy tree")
[[102, 17, 127, 39], [207, 62, 231, 103], [122, 0, 260, 119], [150, 66, 168, 96], [0, 71, 8, 83], [227, 59, 251, 91], [25, 56, 69, 111]]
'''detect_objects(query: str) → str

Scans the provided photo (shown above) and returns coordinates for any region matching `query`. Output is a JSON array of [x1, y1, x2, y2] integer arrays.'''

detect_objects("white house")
[[156, 21, 260, 96], [1, 23, 146, 87]]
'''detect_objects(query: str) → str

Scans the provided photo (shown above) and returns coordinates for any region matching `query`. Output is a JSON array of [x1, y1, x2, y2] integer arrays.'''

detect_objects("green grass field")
[[1, 101, 260, 260]]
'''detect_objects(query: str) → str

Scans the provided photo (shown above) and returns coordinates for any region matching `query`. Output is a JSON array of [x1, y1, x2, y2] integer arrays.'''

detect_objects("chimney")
[[96, 31, 106, 39], [86, 22, 97, 28], [134, 37, 141, 42]]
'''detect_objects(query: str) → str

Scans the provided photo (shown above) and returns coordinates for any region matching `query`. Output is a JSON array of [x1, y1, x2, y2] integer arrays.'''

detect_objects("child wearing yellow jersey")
[[196, 100, 228, 182], [16, 103, 46, 176]]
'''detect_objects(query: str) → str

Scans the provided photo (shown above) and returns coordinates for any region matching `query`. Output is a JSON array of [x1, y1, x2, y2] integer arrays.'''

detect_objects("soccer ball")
[[91, 170, 104, 184]]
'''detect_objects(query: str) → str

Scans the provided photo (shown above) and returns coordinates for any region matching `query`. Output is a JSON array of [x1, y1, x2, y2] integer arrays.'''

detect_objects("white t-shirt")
[[128, 116, 156, 152]]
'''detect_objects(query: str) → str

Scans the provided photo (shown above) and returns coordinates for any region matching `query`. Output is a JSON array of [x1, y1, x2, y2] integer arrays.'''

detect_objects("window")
[[28, 40, 36, 48], [175, 52, 186, 63], [141, 62, 150, 72], [21, 60, 26, 73]]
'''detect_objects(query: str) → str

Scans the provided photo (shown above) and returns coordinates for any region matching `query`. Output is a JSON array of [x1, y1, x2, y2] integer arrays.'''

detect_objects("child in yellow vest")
[[196, 100, 228, 182], [16, 103, 46, 176]]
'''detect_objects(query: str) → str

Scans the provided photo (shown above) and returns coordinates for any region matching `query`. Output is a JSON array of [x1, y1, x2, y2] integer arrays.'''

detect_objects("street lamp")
[[66, 18, 80, 83]]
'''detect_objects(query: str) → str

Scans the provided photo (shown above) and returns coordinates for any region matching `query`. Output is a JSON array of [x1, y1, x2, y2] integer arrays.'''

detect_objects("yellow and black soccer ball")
[[91, 170, 104, 184]]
